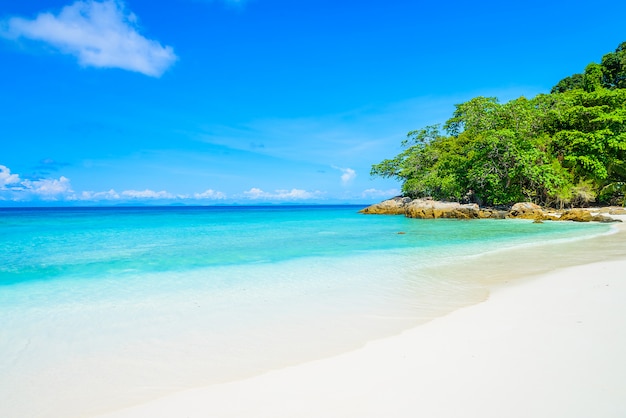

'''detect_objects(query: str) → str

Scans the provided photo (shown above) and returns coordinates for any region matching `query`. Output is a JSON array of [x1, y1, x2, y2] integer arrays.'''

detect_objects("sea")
[[0, 205, 620, 417]]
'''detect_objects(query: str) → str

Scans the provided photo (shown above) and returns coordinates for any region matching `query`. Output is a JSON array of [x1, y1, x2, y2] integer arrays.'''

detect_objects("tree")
[[551, 73, 584, 94], [370, 125, 466, 200], [552, 42, 626, 93], [547, 89, 626, 186], [372, 41, 626, 207], [601, 41, 626, 89], [583, 63, 603, 92]]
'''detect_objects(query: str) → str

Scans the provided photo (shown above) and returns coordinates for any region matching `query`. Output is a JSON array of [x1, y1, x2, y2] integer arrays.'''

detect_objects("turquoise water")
[[0, 206, 613, 418]]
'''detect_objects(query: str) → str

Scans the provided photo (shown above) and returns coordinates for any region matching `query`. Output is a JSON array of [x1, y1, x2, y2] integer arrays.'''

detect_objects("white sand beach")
[[97, 222, 626, 418]]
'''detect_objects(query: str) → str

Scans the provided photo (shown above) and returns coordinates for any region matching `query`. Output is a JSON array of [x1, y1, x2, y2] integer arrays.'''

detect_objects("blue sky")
[[1, 0, 625, 205]]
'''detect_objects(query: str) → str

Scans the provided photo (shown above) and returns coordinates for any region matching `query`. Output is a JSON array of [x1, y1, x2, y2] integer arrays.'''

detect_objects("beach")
[[3, 3, 625, 416], [2, 207, 625, 418], [96, 219, 626, 418]]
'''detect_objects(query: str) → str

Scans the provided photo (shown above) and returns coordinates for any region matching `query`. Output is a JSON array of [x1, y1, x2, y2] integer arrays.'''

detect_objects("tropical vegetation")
[[371, 42, 626, 207]]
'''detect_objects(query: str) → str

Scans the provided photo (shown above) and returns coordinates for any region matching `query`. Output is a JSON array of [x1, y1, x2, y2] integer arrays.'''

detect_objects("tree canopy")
[[372, 42, 626, 207]]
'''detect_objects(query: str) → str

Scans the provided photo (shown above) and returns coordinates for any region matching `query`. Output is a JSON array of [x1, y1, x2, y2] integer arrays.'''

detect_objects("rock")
[[404, 199, 480, 219], [591, 214, 620, 223], [609, 207, 626, 215], [559, 209, 593, 222], [361, 198, 621, 222], [507, 202, 546, 220], [359, 197, 411, 215], [510, 202, 542, 211], [478, 209, 508, 219]]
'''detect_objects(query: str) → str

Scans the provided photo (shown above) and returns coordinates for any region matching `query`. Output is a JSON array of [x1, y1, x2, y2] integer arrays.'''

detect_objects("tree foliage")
[[372, 42, 626, 207], [551, 42, 626, 93]]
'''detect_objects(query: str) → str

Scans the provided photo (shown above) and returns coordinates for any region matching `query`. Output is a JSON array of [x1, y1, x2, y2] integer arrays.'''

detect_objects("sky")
[[1, 0, 625, 206]]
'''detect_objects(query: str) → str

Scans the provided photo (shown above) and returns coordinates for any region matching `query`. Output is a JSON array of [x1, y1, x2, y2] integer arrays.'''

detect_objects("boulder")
[[478, 209, 508, 219], [404, 199, 480, 219], [507, 202, 546, 220], [359, 197, 411, 215], [591, 214, 620, 223], [559, 209, 593, 222], [609, 207, 626, 215], [510, 202, 542, 211]]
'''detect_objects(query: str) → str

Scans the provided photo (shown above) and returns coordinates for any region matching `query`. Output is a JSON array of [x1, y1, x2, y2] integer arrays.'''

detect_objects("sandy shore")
[[97, 223, 626, 418]]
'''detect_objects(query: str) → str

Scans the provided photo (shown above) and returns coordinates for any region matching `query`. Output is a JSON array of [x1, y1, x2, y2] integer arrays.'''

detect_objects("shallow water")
[[0, 206, 616, 417]]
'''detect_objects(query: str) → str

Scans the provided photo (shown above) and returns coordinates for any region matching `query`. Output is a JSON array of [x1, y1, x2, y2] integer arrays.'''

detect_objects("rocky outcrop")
[[507, 202, 544, 220], [359, 198, 507, 219], [360, 198, 622, 223], [405, 199, 481, 219], [557, 209, 616, 223], [506, 202, 562, 221], [559, 209, 594, 222], [595, 207, 626, 215], [358, 196, 413, 214], [478, 208, 509, 219]]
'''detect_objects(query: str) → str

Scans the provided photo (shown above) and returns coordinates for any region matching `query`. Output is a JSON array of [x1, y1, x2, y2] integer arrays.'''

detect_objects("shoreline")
[[96, 218, 626, 418]]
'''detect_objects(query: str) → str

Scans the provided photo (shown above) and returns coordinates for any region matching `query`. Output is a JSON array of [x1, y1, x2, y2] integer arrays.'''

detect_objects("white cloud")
[[341, 168, 356, 184], [333, 166, 356, 185], [1, 165, 76, 200], [361, 188, 401, 199], [121, 189, 174, 199], [0, 165, 236, 203], [194, 189, 227, 200], [242, 187, 266, 199], [242, 188, 324, 201], [24, 176, 74, 196], [2, 0, 177, 77], [0, 165, 21, 189], [1, 164, 336, 204], [78, 188, 228, 201], [80, 189, 120, 200]]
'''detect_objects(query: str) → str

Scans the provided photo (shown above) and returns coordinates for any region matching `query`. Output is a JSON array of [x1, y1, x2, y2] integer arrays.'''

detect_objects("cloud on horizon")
[[242, 188, 325, 201], [1, 165, 74, 201], [79, 189, 121, 200], [194, 189, 227, 200], [1, 0, 177, 77], [23, 176, 74, 196], [121, 189, 175, 199], [361, 188, 401, 199], [0, 164, 390, 205], [0, 165, 21, 189]]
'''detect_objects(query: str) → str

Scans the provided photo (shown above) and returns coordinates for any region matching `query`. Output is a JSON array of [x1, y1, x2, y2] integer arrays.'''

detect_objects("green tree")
[[444, 96, 571, 205], [372, 41, 626, 207], [552, 42, 626, 93], [551, 73, 584, 94], [547, 89, 626, 188], [601, 41, 626, 89], [370, 125, 467, 200], [583, 63, 603, 92]]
